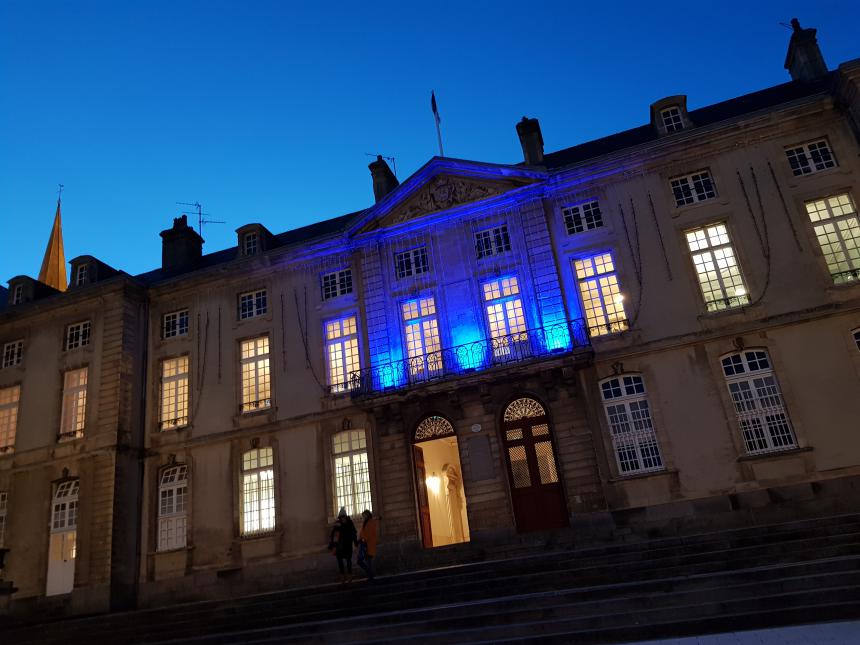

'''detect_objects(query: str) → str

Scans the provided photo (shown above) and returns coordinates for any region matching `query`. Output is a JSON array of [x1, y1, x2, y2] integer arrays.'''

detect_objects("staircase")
[[6, 513, 860, 644]]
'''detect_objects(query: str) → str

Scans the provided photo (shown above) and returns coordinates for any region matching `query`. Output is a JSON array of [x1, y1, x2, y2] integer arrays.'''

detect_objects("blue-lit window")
[[321, 269, 353, 300], [402, 297, 442, 379], [394, 247, 429, 279], [475, 225, 511, 259], [483, 277, 527, 359], [573, 253, 628, 337], [600, 375, 663, 475], [325, 316, 361, 393]]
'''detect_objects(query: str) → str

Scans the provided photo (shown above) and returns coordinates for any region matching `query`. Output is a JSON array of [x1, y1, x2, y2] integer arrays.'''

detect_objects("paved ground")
[[634, 620, 860, 644]]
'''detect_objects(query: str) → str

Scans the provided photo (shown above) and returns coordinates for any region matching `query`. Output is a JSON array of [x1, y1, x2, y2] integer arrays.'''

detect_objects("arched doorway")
[[502, 398, 568, 532], [413, 416, 471, 548]]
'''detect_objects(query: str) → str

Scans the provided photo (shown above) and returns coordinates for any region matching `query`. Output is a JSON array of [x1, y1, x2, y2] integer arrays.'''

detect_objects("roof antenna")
[[778, 21, 794, 31], [365, 152, 397, 177], [176, 201, 225, 237]]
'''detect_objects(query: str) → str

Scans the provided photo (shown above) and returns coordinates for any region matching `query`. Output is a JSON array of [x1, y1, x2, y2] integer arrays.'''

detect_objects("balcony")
[[344, 319, 590, 398]]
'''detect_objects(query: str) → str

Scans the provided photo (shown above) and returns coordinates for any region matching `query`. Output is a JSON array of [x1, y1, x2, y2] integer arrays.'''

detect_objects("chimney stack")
[[516, 117, 544, 166], [784, 18, 828, 81], [160, 215, 203, 274], [368, 155, 399, 203]]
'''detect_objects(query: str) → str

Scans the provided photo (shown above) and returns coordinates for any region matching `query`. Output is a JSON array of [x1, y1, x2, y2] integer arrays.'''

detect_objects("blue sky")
[[1, 1, 859, 281]]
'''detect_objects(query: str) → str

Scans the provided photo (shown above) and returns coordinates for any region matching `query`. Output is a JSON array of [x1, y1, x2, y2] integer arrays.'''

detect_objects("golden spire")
[[38, 187, 67, 292]]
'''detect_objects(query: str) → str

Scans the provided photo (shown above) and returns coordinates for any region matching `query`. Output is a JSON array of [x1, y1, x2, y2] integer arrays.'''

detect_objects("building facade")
[[2, 20, 860, 615]]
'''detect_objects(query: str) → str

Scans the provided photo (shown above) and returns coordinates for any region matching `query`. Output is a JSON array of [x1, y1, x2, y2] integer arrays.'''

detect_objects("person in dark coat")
[[329, 507, 357, 582]]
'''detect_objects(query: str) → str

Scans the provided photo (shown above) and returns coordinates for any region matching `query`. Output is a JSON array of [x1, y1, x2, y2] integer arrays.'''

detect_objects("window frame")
[[162, 309, 190, 339], [240, 447, 276, 536], [573, 251, 628, 337], [562, 200, 604, 235], [853, 329, 860, 352], [157, 464, 188, 551], [243, 231, 259, 256], [325, 315, 361, 393], [599, 374, 664, 476], [321, 268, 354, 301], [239, 336, 271, 413], [2, 340, 23, 369], [785, 139, 837, 177], [52, 479, 80, 532], [59, 367, 88, 441], [0, 384, 21, 453], [475, 224, 512, 259], [394, 246, 430, 280], [661, 107, 684, 133], [75, 264, 88, 287], [670, 169, 717, 207], [401, 296, 443, 378], [64, 321, 91, 351], [159, 355, 190, 430], [803, 193, 860, 285], [482, 276, 528, 359], [331, 429, 372, 518], [11, 285, 23, 305], [238, 289, 268, 320], [684, 222, 750, 312]]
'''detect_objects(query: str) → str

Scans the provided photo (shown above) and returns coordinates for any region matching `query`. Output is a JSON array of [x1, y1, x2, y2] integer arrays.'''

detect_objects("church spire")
[[38, 188, 68, 292]]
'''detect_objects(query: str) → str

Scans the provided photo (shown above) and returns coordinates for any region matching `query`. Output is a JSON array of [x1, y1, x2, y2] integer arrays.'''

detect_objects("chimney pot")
[[516, 116, 544, 166], [368, 156, 399, 203], [160, 214, 203, 274], [784, 17, 828, 81]]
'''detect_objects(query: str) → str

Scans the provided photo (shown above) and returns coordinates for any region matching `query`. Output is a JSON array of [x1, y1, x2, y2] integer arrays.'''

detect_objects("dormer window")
[[651, 96, 690, 136], [11, 285, 23, 305], [243, 232, 258, 256], [235, 224, 271, 259], [661, 107, 684, 132], [75, 264, 88, 287]]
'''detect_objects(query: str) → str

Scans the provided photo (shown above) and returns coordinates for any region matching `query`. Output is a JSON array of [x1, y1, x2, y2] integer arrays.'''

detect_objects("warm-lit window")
[[321, 269, 353, 300], [240, 337, 271, 412], [241, 447, 275, 535], [785, 139, 836, 176], [573, 252, 627, 336], [563, 200, 603, 235], [159, 356, 189, 430], [11, 285, 23, 305], [332, 430, 372, 517], [64, 321, 91, 350], [483, 277, 527, 358], [162, 310, 189, 339], [601, 375, 664, 475], [394, 247, 429, 279], [0, 386, 20, 453], [671, 170, 716, 207], [804, 193, 860, 284], [2, 340, 23, 369], [75, 264, 88, 286], [0, 491, 7, 546], [661, 107, 684, 132], [325, 316, 361, 393], [243, 232, 258, 256], [402, 297, 442, 378], [158, 465, 188, 551], [475, 225, 512, 259], [685, 223, 749, 311], [238, 289, 267, 320], [59, 368, 87, 440], [52, 480, 79, 531], [722, 350, 796, 455]]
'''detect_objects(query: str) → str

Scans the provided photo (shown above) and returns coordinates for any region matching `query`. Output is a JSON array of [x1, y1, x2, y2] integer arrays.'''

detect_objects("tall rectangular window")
[[0, 491, 7, 546], [321, 269, 353, 300], [661, 107, 684, 132], [685, 223, 749, 311], [671, 170, 716, 207], [722, 350, 796, 455], [325, 316, 361, 393], [241, 447, 275, 535], [75, 264, 88, 286], [394, 247, 429, 279], [240, 337, 271, 412], [563, 200, 603, 235], [158, 465, 188, 551], [243, 232, 258, 256], [601, 375, 664, 475], [64, 321, 91, 351], [332, 430, 372, 517], [60, 368, 88, 440], [2, 340, 23, 368], [238, 289, 267, 320], [159, 356, 190, 430], [0, 385, 20, 453], [475, 225, 512, 259], [483, 277, 527, 359], [11, 285, 23, 305], [162, 310, 189, 338], [402, 297, 443, 378], [573, 252, 628, 337], [804, 193, 860, 284], [785, 139, 836, 176]]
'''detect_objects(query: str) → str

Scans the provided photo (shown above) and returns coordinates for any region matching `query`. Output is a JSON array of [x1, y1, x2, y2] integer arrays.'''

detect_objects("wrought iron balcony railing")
[[341, 318, 589, 397]]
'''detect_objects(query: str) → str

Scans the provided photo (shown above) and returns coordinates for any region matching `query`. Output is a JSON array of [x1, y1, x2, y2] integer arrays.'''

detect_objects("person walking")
[[329, 507, 357, 583], [356, 509, 378, 581]]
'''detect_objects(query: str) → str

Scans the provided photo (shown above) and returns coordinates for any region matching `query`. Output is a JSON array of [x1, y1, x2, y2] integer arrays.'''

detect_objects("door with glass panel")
[[402, 297, 443, 382], [482, 277, 529, 361], [501, 398, 568, 532], [47, 480, 79, 596]]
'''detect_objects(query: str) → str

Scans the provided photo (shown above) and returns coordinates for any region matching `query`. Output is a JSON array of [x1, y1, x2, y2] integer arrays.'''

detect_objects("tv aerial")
[[176, 201, 225, 237]]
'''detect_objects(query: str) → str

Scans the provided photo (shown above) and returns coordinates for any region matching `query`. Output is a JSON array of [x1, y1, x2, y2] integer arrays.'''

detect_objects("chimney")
[[368, 156, 399, 203], [516, 116, 544, 166], [784, 18, 828, 81], [160, 215, 203, 274]]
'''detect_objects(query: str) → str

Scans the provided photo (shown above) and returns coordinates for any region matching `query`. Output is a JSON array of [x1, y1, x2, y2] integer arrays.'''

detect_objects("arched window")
[[503, 397, 546, 422], [158, 464, 188, 551], [600, 375, 664, 475], [414, 415, 455, 442], [721, 350, 796, 454], [240, 447, 275, 535], [332, 430, 371, 516]]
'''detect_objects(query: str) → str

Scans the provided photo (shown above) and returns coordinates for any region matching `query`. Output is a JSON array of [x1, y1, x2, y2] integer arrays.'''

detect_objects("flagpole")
[[432, 90, 444, 157]]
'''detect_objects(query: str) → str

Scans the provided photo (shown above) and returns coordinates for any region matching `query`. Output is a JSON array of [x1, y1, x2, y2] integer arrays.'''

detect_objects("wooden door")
[[413, 445, 433, 547]]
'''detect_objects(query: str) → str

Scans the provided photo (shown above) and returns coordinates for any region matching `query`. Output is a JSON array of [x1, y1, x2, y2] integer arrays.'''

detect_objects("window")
[[52, 480, 79, 531], [0, 491, 6, 546], [685, 223, 749, 311], [661, 107, 684, 133], [238, 289, 267, 320], [2, 340, 23, 368], [785, 139, 836, 176], [11, 285, 23, 305], [59, 368, 87, 440], [159, 356, 189, 430], [671, 170, 716, 207], [241, 447, 275, 535], [854, 329, 860, 351], [240, 337, 271, 412], [722, 350, 796, 455], [325, 316, 361, 393], [64, 321, 91, 350], [804, 194, 860, 284], [573, 253, 628, 336], [482, 277, 527, 358], [394, 247, 429, 279], [600, 375, 664, 475], [475, 225, 512, 259], [402, 297, 443, 378], [243, 232, 258, 256], [158, 465, 188, 551], [332, 430, 372, 517], [0, 386, 20, 453], [563, 200, 603, 235], [162, 310, 189, 339], [75, 264, 88, 286], [321, 269, 353, 300]]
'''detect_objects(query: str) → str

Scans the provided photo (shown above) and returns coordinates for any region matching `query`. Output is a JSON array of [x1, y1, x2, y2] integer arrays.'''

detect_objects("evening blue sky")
[[1, 1, 859, 282]]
